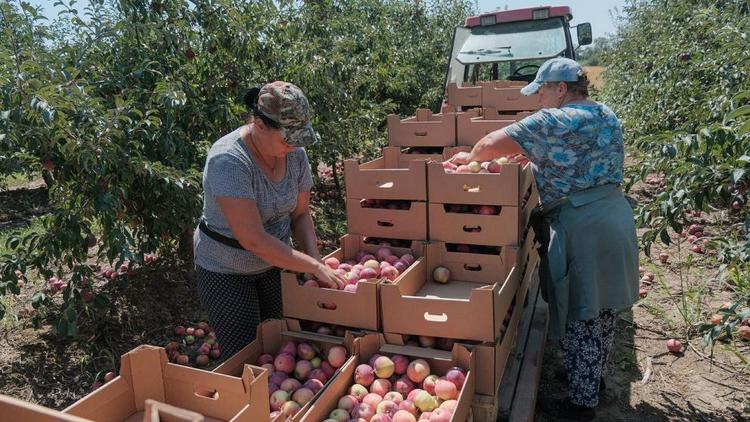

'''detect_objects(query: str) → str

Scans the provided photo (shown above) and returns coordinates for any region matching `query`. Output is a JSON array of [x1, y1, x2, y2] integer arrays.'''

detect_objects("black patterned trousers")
[[560, 308, 617, 408], [195, 266, 283, 362]]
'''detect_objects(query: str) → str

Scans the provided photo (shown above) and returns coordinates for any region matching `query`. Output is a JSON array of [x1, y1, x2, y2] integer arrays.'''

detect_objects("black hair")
[[243, 85, 281, 129]]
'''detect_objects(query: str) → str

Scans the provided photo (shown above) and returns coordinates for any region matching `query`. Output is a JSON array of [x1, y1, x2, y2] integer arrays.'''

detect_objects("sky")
[[30, 0, 625, 38]]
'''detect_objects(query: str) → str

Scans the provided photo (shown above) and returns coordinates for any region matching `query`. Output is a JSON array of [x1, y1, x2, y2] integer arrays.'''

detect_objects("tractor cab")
[[444, 6, 592, 92]]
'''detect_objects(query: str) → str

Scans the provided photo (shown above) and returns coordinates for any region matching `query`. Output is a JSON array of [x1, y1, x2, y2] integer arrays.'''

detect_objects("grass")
[[0, 216, 45, 256], [0, 171, 39, 190]]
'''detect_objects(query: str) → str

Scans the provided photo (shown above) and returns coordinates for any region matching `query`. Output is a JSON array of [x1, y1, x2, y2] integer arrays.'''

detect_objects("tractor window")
[[457, 18, 567, 64]]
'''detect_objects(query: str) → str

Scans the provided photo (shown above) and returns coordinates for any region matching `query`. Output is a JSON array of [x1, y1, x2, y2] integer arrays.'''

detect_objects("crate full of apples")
[[281, 234, 424, 331], [212, 319, 360, 421], [427, 149, 534, 207], [297, 333, 474, 422]]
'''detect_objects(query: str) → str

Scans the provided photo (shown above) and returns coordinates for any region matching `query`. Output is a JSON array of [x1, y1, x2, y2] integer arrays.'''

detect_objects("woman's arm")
[[452, 128, 525, 164], [290, 191, 321, 261], [216, 196, 343, 288]]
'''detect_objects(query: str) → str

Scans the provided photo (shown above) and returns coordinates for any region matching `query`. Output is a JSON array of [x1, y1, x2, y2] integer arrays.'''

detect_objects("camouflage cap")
[[257, 81, 319, 147]]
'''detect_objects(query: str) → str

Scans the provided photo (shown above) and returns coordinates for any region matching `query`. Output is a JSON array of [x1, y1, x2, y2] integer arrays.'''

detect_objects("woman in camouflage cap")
[[193, 81, 346, 360]]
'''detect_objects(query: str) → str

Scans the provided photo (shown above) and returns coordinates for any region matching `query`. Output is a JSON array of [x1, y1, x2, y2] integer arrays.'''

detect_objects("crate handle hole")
[[377, 220, 394, 227], [462, 225, 482, 233], [376, 181, 394, 189], [463, 184, 481, 193], [464, 264, 482, 271], [317, 302, 337, 310], [194, 387, 219, 400], [423, 312, 448, 322]]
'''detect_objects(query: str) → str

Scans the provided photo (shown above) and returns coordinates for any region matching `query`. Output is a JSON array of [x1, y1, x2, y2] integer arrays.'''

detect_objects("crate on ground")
[[213, 319, 361, 422], [427, 152, 535, 207], [346, 198, 428, 241], [63, 345, 269, 422], [428, 185, 539, 246], [456, 108, 534, 147], [379, 230, 537, 343], [481, 81, 541, 112], [281, 234, 424, 331], [447, 82, 483, 108], [459, 250, 539, 396], [298, 332, 476, 422], [344, 148, 428, 201], [387, 108, 457, 147]]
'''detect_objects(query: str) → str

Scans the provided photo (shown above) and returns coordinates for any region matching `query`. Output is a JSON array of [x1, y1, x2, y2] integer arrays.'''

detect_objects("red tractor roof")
[[465, 6, 572, 27]]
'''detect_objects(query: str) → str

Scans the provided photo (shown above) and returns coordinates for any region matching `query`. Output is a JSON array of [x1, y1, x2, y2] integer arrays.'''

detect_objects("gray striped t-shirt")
[[193, 128, 314, 274]]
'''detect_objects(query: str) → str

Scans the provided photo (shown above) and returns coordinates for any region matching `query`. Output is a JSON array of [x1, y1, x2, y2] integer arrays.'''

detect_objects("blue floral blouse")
[[504, 103, 624, 205]]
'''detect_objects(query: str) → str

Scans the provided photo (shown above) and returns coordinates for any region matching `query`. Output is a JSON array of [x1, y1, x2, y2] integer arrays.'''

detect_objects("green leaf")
[[725, 105, 750, 122], [659, 229, 671, 245]]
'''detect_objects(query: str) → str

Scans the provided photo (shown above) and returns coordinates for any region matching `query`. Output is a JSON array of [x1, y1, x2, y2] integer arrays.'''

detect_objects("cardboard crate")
[[344, 148, 427, 201], [481, 82, 541, 112], [143, 399, 205, 422], [456, 108, 533, 147], [427, 186, 539, 246], [427, 156, 535, 207], [213, 319, 360, 422], [386, 146, 462, 164], [298, 332, 475, 422], [461, 250, 539, 396], [387, 109, 456, 147], [281, 234, 425, 331], [346, 198, 428, 241], [63, 345, 268, 422], [447, 82, 483, 108], [379, 232, 537, 343], [0, 394, 91, 422]]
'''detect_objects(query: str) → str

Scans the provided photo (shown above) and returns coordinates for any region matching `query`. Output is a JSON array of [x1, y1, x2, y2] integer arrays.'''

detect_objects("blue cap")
[[520, 57, 583, 96]]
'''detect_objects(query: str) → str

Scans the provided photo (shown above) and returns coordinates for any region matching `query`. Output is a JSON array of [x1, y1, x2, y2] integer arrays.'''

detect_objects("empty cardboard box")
[[446, 82, 483, 108], [63, 345, 269, 422], [344, 148, 427, 201], [456, 108, 533, 147], [387, 108, 457, 147], [481, 82, 541, 112]]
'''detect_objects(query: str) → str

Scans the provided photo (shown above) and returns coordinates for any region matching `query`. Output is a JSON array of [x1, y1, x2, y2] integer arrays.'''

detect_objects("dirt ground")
[[1, 175, 749, 421]]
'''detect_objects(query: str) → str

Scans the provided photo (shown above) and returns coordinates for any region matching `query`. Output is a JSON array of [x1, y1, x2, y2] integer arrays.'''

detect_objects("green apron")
[[538, 184, 640, 339]]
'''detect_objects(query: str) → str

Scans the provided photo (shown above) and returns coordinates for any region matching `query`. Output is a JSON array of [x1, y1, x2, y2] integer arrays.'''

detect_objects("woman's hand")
[[314, 263, 347, 289], [450, 151, 472, 165]]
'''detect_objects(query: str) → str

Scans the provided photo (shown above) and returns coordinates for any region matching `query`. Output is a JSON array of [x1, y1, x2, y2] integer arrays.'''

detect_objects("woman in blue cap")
[[451, 58, 639, 421], [193, 81, 346, 360]]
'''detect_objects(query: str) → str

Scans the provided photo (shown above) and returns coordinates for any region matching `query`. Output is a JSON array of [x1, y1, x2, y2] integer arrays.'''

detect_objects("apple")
[[393, 409, 417, 422], [373, 356, 396, 378], [432, 266, 450, 284], [467, 161, 481, 173], [406, 359, 430, 384], [666, 338, 682, 353], [710, 314, 723, 325], [659, 252, 669, 264], [328, 345, 347, 368]]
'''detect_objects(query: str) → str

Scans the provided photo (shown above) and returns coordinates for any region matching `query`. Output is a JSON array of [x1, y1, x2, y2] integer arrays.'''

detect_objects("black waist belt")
[[198, 219, 244, 250]]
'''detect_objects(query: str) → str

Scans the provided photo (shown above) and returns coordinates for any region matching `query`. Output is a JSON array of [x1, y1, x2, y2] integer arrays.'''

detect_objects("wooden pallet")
[[470, 270, 549, 422]]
